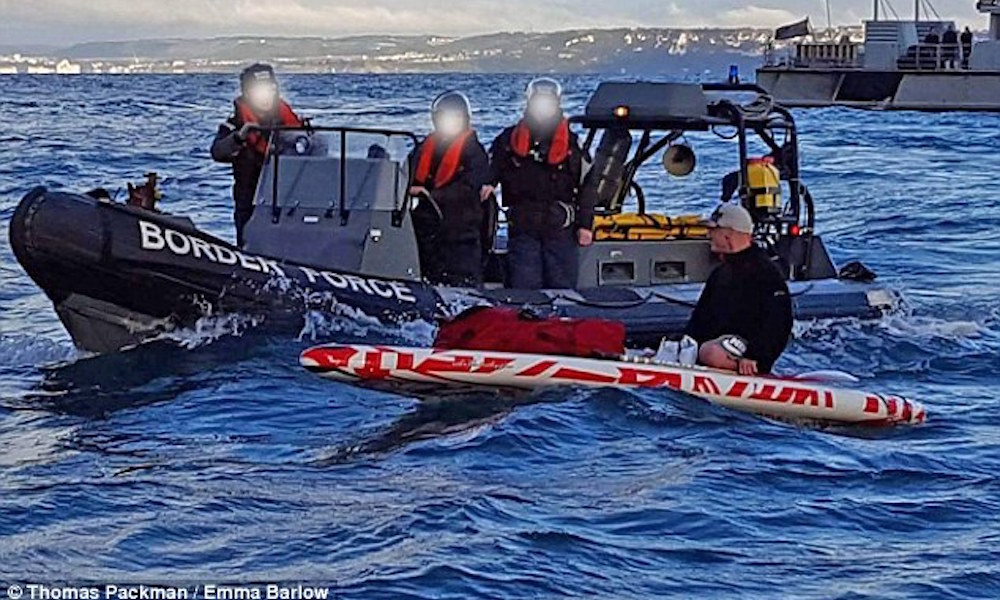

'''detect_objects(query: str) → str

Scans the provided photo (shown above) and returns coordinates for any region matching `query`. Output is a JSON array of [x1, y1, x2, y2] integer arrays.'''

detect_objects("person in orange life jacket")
[[210, 63, 303, 247], [409, 91, 490, 286], [483, 78, 593, 290]]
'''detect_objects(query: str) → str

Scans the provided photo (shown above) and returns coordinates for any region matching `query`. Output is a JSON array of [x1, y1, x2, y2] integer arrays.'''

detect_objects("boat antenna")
[[881, 0, 900, 19], [826, 0, 833, 31], [921, 0, 941, 20], [914, 0, 919, 21], [874, 0, 879, 20]]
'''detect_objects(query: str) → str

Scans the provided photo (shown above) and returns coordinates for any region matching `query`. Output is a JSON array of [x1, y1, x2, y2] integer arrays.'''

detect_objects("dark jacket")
[[489, 123, 591, 237], [684, 245, 793, 373], [210, 98, 299, 221], [961, 29, 974, 48], [410, 131, 490, 243]]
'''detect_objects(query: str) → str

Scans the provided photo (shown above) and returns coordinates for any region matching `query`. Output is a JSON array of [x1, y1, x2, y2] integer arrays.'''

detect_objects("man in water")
[[409, 91, 490, 286], [684, 203, 793, 375], [483, 78, 593, 289], [211, 63, 303, 247]]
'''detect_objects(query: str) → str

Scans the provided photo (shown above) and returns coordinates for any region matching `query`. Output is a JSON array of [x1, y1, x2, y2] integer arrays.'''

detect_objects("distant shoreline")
[[0, 26, 847, 77]]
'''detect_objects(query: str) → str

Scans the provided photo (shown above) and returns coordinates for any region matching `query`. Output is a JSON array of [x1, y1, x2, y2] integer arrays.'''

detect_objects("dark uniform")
[[684, 245, 793, 373], [942, 28, 959, 66], [410, 130, 490, 286], [489, 119, 591, 289], [961, 27, 974, 68], [210, 72, 301, 247]]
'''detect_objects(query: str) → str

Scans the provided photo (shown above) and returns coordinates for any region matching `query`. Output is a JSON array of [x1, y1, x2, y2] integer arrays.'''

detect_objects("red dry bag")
[[434, 307, 625, 358]]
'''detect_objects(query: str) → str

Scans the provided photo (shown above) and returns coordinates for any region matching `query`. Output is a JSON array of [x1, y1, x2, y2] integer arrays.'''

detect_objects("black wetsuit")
[[684, 245, 793, 373]]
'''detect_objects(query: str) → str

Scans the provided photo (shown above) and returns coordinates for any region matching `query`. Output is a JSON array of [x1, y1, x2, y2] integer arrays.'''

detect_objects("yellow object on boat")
[[747, 157, 781, 211], [592, 212, 708, 241]]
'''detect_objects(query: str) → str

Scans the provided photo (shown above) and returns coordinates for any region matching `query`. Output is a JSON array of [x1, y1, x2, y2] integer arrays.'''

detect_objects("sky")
[[0, 0, 982, 46]]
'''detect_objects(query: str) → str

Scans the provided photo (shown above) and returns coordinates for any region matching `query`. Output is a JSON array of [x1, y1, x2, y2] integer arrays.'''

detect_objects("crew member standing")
[[484, 78, 593, 289], [684, 203, 793, 375], [961, 26, 974, 69], [409, 91, 490, 286], [211, 63, 303, 247], [942, 25, 959, 68]]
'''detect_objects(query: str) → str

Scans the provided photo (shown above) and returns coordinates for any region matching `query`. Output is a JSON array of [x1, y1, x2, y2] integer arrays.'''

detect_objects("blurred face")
[[434, 110, 467, 139], [527, 94, 561, 123], [246, 81, 278, 114]]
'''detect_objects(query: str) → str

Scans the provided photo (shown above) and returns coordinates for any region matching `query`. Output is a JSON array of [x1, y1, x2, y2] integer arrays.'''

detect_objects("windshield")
[[272, 129, 416, 165]]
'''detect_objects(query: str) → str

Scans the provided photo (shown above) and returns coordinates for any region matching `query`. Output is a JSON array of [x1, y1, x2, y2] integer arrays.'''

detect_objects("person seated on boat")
[[210, 63, 303, 247], [409, 91, 490, 287], [483, 77, 593, 289], [684, 203, 793, 375], [961, 27, 974, 69]]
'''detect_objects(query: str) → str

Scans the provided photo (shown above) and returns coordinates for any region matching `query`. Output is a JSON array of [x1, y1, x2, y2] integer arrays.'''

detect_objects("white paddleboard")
[[300, 345, 926, 427]]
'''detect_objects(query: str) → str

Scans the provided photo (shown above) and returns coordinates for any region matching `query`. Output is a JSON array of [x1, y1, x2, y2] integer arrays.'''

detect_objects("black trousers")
[[419, 235, 483, 287], [235, 207, 254, 247]]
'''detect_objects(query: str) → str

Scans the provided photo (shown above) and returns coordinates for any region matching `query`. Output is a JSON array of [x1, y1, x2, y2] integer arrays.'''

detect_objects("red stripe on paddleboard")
[[617, 367, 683, 389], [551, 367, 618, 384], [303, 346, 358, 369], [517, 360, 557, 377], [898, 398, 912, 423]]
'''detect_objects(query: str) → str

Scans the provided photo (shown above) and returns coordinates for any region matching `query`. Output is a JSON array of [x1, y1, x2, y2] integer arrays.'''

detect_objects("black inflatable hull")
[[10, 189, 895, 354]]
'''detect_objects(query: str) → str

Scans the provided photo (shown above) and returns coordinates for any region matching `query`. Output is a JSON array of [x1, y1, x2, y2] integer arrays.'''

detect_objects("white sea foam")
[[154, 312, 265, 350], [297, 306, 436, 347]]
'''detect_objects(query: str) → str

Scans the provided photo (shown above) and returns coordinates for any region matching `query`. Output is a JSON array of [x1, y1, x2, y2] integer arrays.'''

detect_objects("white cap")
[[706, 203, 754, 234]]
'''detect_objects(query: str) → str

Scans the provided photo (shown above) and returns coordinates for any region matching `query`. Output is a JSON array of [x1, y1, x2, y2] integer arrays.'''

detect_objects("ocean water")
[[1, 74, 999, 598]]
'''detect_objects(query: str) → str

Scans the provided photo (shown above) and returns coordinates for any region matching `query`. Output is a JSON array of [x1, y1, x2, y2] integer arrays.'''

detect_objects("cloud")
[[0, 0, 985, 45], [717, 6, 801, 28]]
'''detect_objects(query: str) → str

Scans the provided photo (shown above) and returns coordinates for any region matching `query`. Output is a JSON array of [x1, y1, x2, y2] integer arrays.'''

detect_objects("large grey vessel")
[[757, 1, 1000, 111]]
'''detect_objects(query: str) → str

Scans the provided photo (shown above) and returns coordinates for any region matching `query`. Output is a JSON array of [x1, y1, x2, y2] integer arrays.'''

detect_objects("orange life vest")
[[234, 98, 303, 156], [413, 130, 474, 189], [510, 118, 571, 165]]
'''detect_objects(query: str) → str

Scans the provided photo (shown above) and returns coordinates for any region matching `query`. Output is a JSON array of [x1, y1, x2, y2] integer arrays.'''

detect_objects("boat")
[[9, 82, 894, 355], [757, 1, 1000, 111], [299, 344, 927, 427]]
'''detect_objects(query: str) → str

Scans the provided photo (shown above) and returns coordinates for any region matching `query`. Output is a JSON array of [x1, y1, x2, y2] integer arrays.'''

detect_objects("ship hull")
[[756, 68, 1000, 111]]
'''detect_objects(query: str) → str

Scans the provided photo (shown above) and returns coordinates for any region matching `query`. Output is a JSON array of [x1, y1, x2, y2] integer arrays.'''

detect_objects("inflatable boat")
[[300, 344, 926, 427], [9, 83, 895, 354]]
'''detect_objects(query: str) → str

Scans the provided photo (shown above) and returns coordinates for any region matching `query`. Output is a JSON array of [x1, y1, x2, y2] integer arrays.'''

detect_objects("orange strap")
[[414, 130, 473, 189], [510, 118, 570, 165], [235, 98, 303, 155]]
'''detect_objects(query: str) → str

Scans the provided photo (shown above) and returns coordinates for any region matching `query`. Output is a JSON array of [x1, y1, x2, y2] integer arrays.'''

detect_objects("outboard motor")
[[580, 128, 632, 215], [126, 172, 162, 211]]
